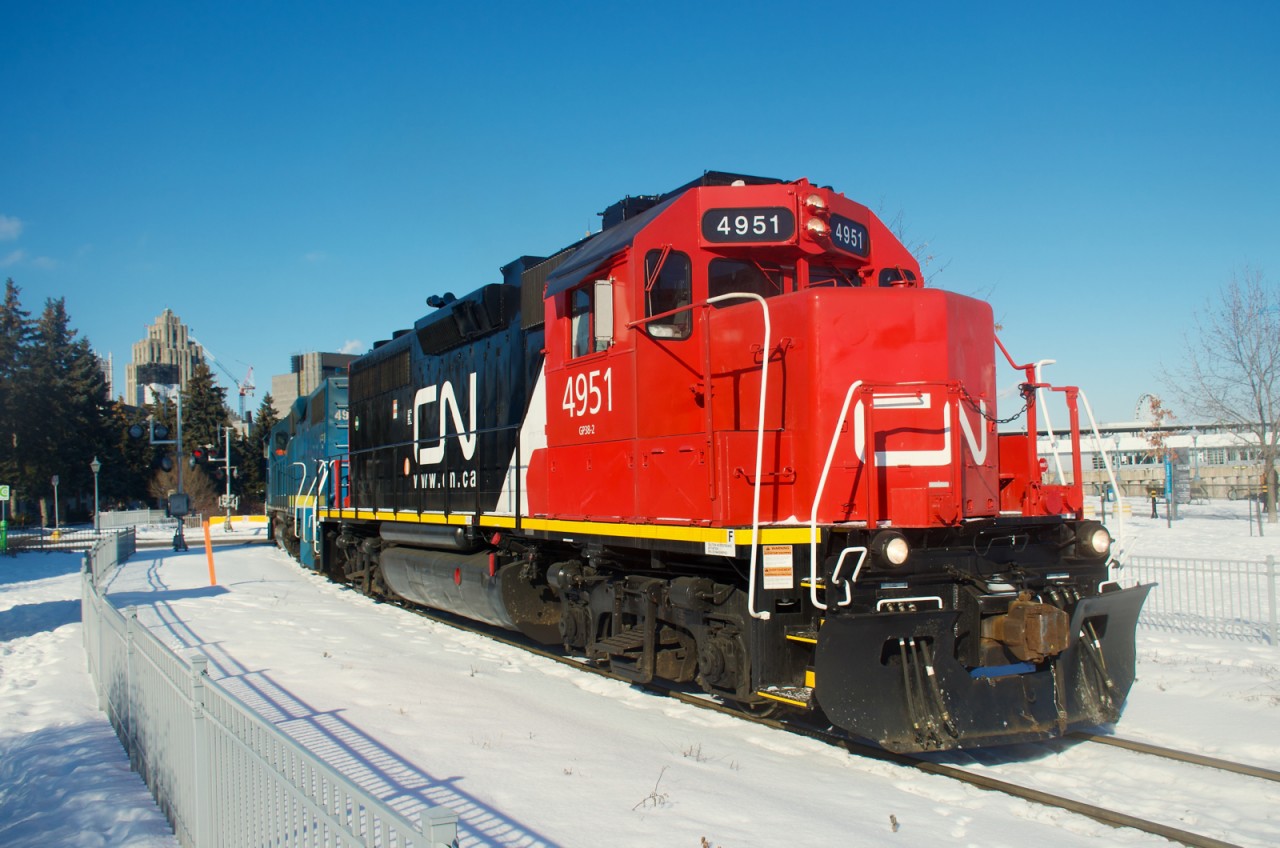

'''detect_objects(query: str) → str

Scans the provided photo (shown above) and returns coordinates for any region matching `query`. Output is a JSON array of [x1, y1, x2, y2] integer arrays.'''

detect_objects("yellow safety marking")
[[805, 669, 815, 688], [511, 517, 819, 546], [756, 689, 811, 708], [1083, 503, 1133, 517], [316, 510, 821, 546], [786, 632, 817, 644]]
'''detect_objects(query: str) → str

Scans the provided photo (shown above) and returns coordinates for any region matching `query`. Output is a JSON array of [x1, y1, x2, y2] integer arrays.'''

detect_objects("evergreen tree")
[[141, 396, 180, 508], [177, 359, 230, 514], [108, 403, 163, 508], [237, 393, 278, 510], [0, 279, 32, 491], [181, 359, 229, 453], [0, 283, 185, 520], [15, 297, 110, 524]]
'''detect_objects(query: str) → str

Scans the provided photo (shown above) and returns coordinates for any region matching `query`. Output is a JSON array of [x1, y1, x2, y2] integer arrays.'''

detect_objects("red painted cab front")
[[533, 177, 1002, 531]]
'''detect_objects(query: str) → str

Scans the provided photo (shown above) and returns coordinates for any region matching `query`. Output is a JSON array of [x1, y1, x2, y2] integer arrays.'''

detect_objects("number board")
[[830, 213, 870, 257], [702, 207, 796, 243]]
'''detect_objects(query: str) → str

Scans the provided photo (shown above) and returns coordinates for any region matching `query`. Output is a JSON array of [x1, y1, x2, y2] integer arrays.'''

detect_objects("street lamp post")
[[90, 457, 102, 532], [51, 474, 60, 538]]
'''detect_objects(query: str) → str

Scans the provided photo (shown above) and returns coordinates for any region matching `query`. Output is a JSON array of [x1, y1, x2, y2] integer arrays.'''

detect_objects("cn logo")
[[413, 373, 478, 465], [853, 392, 988, 466]]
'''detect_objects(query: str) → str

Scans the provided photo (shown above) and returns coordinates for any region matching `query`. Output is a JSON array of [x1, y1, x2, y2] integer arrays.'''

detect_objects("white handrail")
[[1078, 390, 1125, 569], [706, 292, 772, 620], [809, 380, 864, 611], [313, 461, 330, 555], [1034, 360, 1068, 483], [302, 473, 319, 547], [829, 546, 867, 607], [290, 462, 308, 539]]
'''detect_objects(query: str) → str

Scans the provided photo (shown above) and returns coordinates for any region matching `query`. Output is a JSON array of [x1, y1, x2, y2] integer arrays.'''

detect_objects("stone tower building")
[[124, 308, 204, 406]]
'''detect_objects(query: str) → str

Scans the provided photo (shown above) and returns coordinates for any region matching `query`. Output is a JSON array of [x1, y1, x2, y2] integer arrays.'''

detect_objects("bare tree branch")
[[1163, 266, 1280, 521]]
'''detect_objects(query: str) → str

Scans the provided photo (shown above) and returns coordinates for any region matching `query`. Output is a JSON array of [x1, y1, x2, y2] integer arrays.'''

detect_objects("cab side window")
[[644, 250, 692, 339], [570, 287, 595, 358]]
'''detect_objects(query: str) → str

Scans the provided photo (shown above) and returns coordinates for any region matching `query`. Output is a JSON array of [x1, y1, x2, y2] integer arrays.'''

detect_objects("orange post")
[[202, 519, 217, 585]]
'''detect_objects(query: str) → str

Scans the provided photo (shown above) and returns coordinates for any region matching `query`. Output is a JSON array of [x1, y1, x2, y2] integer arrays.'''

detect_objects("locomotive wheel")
[[734, 698, 782, 720], [362, 563, 388, 600]]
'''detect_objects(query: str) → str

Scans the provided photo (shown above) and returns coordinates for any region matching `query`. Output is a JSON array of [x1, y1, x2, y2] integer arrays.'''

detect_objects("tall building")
[[271, 352, 358, 418], [125, 309, 204, 406], [97, 351, 113, 399]]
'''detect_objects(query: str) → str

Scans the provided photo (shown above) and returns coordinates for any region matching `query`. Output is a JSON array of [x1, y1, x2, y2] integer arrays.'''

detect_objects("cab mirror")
[[593, 279, 614, 351]]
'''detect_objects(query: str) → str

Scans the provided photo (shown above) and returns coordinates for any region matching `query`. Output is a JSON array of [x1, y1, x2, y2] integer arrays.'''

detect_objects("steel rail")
[[386, 598, 1249, 848], [1069, 731, 1280, 783]]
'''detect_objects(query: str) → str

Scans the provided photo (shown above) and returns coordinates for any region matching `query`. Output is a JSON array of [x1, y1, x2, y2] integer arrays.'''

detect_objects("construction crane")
[[190, 336, 255, 419]]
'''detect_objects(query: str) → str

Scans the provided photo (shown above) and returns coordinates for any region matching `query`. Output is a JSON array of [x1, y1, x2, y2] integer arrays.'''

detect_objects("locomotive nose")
[[813, 584, 1152, 752]]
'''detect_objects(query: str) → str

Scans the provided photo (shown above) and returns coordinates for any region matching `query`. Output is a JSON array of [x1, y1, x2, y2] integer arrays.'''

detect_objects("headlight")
[[805, 217, 830, 238], [872, 530, 910, 567], [1075, 521, 1111, 558], [804, 193, 828, 213]]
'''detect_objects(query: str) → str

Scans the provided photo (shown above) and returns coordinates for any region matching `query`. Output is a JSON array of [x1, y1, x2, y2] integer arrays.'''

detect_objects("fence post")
[[419, 806, 459, 848], [125, 606, 138, 771], [190, 655, 215, 848], [1268, 555, 1277, 648]]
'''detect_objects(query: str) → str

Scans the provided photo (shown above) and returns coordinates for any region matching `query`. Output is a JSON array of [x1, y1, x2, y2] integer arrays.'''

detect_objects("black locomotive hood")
[[544, 194, 678, 298], [545, 171, 781, 298]]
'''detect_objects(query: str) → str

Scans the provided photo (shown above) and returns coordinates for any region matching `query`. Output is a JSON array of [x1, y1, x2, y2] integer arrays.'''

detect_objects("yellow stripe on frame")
[[316, 510, 820, 547]]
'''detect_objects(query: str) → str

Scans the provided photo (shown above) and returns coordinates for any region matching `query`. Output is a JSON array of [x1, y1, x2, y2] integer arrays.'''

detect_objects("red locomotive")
[[294, 172, 1150, 752]]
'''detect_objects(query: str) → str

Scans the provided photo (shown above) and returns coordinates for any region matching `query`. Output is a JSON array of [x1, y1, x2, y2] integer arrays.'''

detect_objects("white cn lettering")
[[957, 399, 988, 464], [413, 373, 478, 465], [853, 393, 989, 467]]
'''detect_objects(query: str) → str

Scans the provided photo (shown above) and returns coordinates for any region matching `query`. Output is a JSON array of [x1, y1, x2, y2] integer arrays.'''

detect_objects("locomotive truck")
[[268, 172, 1150, 752]]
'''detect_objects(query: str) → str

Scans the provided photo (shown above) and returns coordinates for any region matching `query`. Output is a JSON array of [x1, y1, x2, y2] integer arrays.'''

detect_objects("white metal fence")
[[1118, 554, 1278, 645], [8, 526, 138, 553], [98, 509, 210, 530], [81, 537, 458, 847], [76, 537, 1273, 846], [98, 509, 174, 529]]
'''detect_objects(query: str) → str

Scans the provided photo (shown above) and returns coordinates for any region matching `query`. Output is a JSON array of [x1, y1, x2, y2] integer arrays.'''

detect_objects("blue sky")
[[2, 2, 1276, 424]]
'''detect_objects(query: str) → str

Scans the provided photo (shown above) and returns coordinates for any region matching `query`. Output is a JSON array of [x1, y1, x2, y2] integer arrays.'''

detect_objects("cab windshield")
[[708, 259, 793, 307]]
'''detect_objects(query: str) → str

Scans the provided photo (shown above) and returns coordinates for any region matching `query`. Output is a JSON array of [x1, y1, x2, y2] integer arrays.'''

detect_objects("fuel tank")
[[379, 543, 563, 644], [380, 546, 516, 631]]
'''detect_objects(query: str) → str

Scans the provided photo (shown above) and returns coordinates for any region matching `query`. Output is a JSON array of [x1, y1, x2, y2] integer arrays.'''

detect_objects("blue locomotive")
[[266, 376, 349, 570]]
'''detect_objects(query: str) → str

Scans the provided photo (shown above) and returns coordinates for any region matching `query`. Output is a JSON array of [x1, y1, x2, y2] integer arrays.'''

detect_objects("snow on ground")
[[0, 551, 176, 848], [0, 502, 1277, 847]]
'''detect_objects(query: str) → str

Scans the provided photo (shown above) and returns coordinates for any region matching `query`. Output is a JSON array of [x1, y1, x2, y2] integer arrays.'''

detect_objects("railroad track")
[[390, 597, 1273, 848], [1066, 732, 1280, 783]]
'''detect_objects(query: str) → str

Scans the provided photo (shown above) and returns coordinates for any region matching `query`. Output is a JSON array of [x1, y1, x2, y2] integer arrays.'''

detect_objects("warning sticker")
[[762, 544, 794, 590], [704, 529, 736, 557]]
